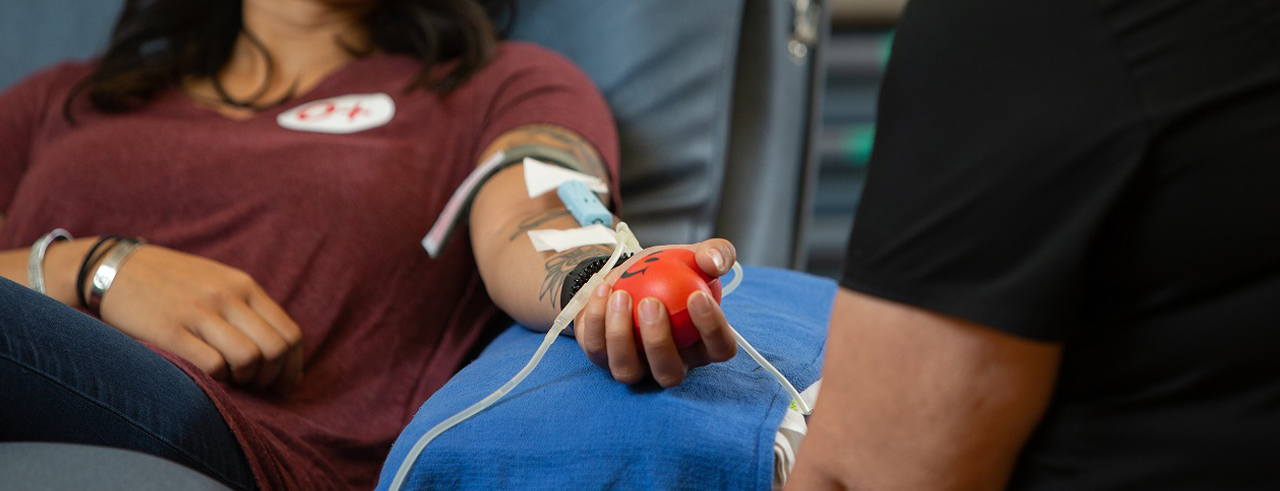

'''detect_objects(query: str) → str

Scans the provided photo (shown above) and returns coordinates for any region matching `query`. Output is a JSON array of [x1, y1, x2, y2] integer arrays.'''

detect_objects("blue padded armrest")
[[377, 266, 835, 490]]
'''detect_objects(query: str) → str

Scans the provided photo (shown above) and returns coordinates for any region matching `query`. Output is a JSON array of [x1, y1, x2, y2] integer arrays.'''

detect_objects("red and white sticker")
[[277, 93, 395, 134]]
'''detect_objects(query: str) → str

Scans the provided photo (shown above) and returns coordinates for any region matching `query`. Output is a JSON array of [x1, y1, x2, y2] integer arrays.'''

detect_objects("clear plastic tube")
[[727, 319, 813, 415], [721, 260, 744, 297], [718, 261, 810, 414], [386, 325, 563, 491], [713, 262, 812, 414], [386, 224, 640, 491]]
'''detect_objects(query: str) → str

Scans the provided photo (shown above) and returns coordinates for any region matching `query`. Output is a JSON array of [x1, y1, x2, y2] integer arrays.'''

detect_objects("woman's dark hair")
[[65, 0, 515, 119]]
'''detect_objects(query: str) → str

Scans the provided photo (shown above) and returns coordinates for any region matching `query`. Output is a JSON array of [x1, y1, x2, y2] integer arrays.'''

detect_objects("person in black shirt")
[[789, 0, 1280, 489]]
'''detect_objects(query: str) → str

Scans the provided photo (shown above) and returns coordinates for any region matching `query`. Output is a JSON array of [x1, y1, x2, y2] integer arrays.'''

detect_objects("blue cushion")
[[376, 266, 835, 490]]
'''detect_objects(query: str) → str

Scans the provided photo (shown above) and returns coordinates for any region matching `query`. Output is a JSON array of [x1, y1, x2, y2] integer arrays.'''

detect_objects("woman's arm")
[[0, 232, 94, 306], [786, 288, 1062, 490], [468, 124, 740, 387], [469, 123, 617, 328], [0, 62, 302, 391], [0, 233, 303, 393]]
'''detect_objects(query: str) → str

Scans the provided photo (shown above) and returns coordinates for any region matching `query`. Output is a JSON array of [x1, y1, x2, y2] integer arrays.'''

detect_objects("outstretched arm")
[[468, 123, 618, 329], [468, 124, 739, 386]]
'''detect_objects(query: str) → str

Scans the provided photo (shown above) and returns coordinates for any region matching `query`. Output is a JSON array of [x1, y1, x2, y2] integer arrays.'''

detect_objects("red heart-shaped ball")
[[612, 249, 722, 348]]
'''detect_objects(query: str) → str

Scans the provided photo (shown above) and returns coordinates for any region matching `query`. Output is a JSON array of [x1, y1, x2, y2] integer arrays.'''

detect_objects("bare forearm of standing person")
[[786, 288, 1063, 491]]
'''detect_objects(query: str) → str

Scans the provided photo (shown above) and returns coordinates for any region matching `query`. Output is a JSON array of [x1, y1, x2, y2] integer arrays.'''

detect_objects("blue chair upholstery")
[[0, 0, 120, 91]]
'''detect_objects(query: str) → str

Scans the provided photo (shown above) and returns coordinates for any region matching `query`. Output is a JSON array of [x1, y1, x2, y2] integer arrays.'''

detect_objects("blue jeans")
[[0, 277, 256, 490]]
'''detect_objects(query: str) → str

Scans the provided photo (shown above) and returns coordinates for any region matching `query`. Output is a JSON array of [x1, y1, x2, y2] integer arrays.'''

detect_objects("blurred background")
[[801, 0, 902, 279]]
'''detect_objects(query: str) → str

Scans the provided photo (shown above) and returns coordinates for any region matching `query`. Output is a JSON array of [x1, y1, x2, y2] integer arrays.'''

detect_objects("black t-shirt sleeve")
[[841, 0, 1150, 341]]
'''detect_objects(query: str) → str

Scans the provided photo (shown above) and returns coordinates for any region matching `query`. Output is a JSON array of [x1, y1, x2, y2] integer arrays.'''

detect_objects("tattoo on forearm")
[[493, 124, 610, 182], [508, 209, 572, 242], [540, 245, 614, 308], [485, 124, 613, 309]]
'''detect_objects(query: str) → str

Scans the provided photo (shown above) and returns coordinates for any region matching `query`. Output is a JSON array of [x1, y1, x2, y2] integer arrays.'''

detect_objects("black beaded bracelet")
[[76, 235, 124, 309], [560, 252, 634, 309]]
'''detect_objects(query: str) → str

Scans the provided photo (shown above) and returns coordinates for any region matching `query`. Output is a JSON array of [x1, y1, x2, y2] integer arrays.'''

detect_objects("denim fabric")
[[0, 276, 256, 491]]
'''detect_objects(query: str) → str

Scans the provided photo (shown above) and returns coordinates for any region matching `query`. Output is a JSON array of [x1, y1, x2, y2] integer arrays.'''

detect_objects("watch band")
[[85, 237, 145, 316], [560, 252, 633, 309]]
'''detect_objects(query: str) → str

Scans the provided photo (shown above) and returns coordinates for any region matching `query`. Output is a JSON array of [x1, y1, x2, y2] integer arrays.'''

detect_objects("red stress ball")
[[612, 249, 723, 349]]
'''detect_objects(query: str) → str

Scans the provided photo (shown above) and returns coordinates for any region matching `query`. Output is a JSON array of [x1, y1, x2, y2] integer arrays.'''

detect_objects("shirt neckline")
[[174, 52, 392, 123]]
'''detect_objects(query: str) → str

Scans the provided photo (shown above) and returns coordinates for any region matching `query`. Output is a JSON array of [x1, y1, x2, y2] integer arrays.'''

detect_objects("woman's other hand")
[[100, 245, 304, 393], [573, 238, 739, 388]]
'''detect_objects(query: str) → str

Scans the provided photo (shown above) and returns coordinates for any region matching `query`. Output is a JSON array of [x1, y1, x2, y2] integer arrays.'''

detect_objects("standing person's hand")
[[99, 245, 304, 393], [573, 239, 739, 387]]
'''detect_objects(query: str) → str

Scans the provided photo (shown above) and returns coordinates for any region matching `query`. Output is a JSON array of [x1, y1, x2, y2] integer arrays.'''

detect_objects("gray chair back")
[[0, 1, 120, 90], [0, 443, 234, 491]]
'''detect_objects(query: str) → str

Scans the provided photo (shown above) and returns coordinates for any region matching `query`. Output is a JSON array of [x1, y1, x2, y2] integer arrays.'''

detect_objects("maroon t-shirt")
[[0, 42, 618, 490]]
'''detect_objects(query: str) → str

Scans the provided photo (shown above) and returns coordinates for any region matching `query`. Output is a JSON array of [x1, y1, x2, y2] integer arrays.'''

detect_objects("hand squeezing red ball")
[[612, 249, 722, 349], [572, 239, 740, 388]]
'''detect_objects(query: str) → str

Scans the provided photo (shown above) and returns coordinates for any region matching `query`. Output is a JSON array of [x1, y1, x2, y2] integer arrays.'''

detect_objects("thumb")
[[693, 239, 736, 277]]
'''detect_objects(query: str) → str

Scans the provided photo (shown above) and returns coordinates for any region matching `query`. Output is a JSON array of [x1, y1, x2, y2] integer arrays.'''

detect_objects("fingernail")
[[595, 282, 611, 298], [638, 298, 663, 323], [688, 290, 712, 315], [610, 291, 631, 312], [708, 248, 726, 271]]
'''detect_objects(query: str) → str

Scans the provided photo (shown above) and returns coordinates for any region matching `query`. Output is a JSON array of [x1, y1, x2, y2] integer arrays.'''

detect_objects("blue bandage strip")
[[557, 180, 612, 227]]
